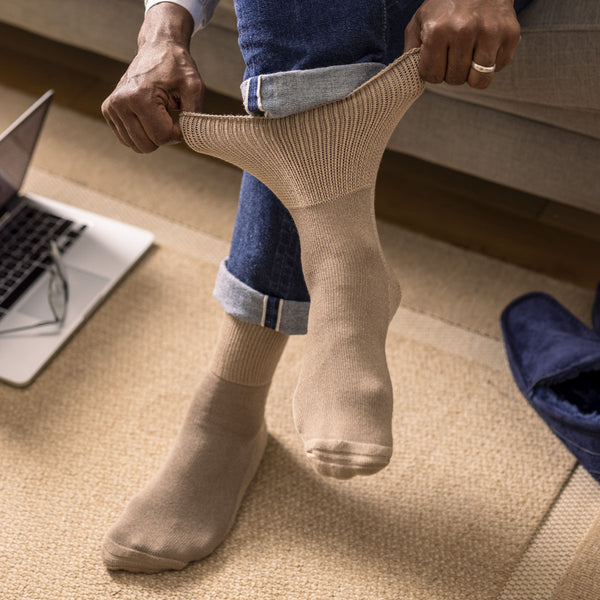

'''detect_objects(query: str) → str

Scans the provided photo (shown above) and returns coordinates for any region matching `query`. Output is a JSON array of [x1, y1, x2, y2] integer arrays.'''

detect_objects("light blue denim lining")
[[214, 259, 310, 335], [240, 62, 386, 118]]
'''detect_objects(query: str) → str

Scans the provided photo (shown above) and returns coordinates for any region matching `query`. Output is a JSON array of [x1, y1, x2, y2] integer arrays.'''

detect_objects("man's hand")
[[101, 3, 205, 153], [404, 0, 521, 89]]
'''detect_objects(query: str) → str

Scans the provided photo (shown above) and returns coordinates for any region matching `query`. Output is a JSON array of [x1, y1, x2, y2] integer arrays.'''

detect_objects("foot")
[[290, 191, 401, 479], [102, 372, 269, 572]]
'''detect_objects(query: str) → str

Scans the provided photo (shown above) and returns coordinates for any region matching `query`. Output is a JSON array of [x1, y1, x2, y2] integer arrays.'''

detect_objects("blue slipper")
[[501, 291, 600, 482], [593, 282, 600, 333]]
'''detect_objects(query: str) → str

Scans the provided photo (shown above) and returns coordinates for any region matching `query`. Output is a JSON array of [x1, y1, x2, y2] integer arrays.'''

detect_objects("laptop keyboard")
[[0, 204, 86, 321]]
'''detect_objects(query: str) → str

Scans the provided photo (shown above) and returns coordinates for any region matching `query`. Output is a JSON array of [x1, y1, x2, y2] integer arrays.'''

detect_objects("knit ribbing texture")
[[210, 313, 289, 386], [181, 49, 424, 479]]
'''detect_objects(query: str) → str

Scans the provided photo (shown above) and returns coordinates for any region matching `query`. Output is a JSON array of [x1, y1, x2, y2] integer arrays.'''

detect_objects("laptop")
[[0, 91, 154, 387]]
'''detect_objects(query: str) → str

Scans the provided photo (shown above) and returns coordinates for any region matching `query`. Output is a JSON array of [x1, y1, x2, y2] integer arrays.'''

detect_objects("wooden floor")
[[1, 22, 599, 290]]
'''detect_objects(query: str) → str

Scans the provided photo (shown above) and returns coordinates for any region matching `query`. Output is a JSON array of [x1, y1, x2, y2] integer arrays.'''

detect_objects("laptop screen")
[[0, 90, 53, 210]]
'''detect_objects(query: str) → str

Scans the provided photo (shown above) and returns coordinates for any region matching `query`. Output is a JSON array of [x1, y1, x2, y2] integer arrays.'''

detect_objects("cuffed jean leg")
[[216, 0, 535, 334], [240, 0, 537, 117], [214, 171, 310, 335], [216, 0, 394, 334]]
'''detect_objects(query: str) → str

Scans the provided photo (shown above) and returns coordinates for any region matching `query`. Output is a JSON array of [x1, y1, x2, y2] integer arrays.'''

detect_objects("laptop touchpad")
[[19, 266, 110, 321]]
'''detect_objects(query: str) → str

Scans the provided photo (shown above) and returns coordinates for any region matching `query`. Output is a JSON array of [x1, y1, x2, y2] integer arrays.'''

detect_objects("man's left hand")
[[404, 0, 522, 89]]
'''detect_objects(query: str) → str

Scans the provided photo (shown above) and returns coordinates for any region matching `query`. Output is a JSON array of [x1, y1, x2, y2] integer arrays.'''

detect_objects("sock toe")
[[101, 536, 189, 573], [304, 438, 392, 480]]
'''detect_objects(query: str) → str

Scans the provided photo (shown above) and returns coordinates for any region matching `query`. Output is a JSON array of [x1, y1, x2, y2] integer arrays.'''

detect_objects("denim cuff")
[[240, 62, 386, 118], [213, 259, 310, 335]]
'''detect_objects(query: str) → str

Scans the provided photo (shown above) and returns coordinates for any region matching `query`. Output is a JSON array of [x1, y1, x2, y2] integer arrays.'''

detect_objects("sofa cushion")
[[389, 91, 600, 213], [427, 0, 600, 139], [211, 0, 237, 32]]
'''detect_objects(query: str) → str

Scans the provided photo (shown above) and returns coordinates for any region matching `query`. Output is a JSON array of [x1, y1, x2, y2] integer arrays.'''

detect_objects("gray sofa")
[[1, 0, 598, 213]]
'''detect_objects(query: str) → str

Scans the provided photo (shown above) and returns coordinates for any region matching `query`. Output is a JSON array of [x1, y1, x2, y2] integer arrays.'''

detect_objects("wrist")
[[138, 3, 194, 49]]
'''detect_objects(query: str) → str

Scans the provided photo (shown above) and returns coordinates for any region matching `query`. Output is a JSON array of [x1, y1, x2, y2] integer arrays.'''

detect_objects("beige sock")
[[102, 314, 287, 573], [180, 49, 424, 479]]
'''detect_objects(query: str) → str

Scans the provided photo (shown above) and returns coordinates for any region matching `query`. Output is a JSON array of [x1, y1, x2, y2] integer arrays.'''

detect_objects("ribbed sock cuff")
[[209, 314, 288, 386]]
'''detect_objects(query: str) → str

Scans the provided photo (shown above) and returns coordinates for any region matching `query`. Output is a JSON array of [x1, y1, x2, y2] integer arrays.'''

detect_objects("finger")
[[495, 26, 521, 72], [445, 36, 475, 86], [418, 19, 449, 84], [104, 109, 136, 150], [171, 78, 206, 141], [405, 13, 449, 83], [136, 104, 180, 147], [119, 112, 160, 153], [102, 97, 151, 151], [179, 76, 206, 112], [467, 42, 498, 90], [104, 116, 129, 149], [101, 100, 130, 148]]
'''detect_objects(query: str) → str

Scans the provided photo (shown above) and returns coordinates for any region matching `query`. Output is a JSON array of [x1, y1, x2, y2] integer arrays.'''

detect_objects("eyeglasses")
[[0, 240, 69, 335]]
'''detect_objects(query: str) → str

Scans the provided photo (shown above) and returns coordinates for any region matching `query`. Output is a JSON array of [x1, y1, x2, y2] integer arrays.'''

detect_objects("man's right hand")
[[101, 3, 205, 153]]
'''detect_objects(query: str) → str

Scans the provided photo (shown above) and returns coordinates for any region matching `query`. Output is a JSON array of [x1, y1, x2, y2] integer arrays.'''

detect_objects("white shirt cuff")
[[144, 0, 220, 33]]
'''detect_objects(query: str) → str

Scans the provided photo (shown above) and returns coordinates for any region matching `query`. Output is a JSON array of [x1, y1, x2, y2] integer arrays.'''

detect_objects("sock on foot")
[[102, 314, 288, 572], [180, 49, 424, 479]]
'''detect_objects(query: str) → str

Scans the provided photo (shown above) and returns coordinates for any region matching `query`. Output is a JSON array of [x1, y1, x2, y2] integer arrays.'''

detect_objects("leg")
[[185, 0, 535, 483], [226, 0, 427, 478], [220, 171, 310, 333], [180, 51, 425, 478], [102, 314, 287, 572], [102, 0, 424, 575]]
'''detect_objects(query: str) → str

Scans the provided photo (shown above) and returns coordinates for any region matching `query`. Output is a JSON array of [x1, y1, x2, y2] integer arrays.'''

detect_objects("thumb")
[[180, 76, 206, 113], [404, 15, 422, 52], [171, 77, 205, 142]]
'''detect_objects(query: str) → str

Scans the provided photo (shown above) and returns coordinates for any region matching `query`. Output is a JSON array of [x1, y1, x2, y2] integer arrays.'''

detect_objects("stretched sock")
[[180, 49, 424, 479], [102, 314, 288, 572]]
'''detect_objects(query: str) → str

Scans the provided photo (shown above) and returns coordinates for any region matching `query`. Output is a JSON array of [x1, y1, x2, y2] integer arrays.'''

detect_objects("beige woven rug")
[[1, 86, 599, 599]]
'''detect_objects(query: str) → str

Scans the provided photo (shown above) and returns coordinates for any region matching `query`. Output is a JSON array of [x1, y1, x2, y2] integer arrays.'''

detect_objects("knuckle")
[[451, 18, 477, 38], [101, 92, 119, 113], [501, 21, 521, 46], [185, 78, 203, 93], [108, 91, 130, 114], [482, 23, 501, 41], [184, 81, 205, 103], [126, 88, 147, 109], [421, 19, 445, 42], [509, 28, 522, 46]]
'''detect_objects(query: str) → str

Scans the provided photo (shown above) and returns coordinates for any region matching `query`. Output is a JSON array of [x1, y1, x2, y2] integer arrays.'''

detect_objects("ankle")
[[209, 315, 288, 387], [191, 372, 269, 439]]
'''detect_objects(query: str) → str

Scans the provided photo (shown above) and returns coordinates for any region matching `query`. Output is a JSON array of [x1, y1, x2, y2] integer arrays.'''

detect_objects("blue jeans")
[[214, 0, 534, 334]]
